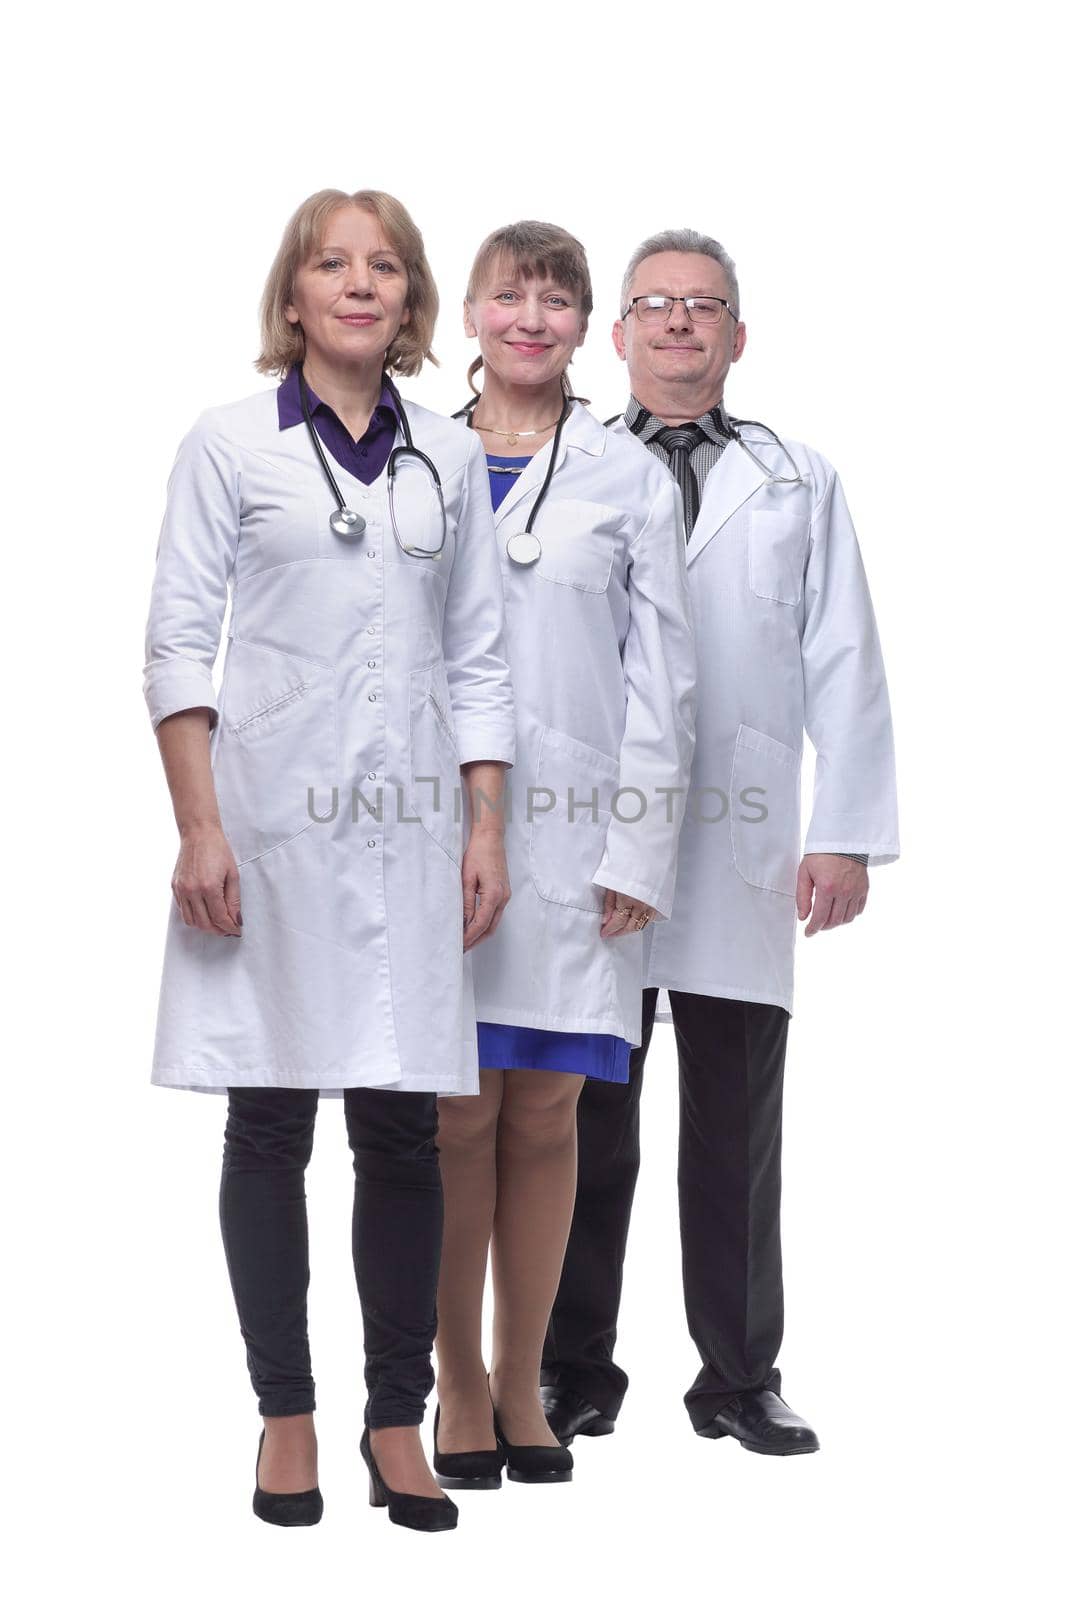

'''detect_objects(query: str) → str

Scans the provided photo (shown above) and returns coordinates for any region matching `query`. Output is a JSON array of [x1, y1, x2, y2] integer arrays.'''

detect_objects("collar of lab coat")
[[604, 413, 768, 565], [683, 438, 768, 564], [492, 400, 606, 524]]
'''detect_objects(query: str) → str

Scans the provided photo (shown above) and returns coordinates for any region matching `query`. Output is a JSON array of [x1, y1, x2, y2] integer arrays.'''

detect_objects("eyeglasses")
[[623, 295, 737, 325]]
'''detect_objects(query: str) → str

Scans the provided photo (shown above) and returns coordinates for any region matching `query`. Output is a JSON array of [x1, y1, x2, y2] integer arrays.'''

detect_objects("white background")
[[6, 2, 1063, 1596]]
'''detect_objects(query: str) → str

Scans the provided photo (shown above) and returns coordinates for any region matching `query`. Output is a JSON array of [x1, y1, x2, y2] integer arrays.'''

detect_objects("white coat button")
[[368, 693, 376, 702], [367, 839, 377, 848], [367, 772, 377, 781], [367, 548, 377, 559], [368, 659, 376, 667], [367, 625, 376, 634]]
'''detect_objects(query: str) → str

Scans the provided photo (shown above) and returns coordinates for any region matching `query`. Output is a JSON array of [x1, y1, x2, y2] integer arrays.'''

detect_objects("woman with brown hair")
[[432, 223, 696, 1490], [142, 189, 514, 1532]]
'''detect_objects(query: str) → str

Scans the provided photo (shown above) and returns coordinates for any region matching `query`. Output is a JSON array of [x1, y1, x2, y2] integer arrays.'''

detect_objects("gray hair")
[[620, 228, 740, 317]]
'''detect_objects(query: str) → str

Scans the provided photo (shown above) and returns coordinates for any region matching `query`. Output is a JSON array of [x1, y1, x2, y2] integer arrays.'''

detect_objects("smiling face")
[[284, 203, 410, 373], [612, 250, 746, 413], [464, 253, 586, 389]]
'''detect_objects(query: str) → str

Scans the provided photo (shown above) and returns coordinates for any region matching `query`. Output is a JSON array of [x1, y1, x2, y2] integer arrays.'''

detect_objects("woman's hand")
[[600, 890, 655, 939], [156, 707, 240, 935], [461, 827, 510, 951], [459, 760, 511, 950], [172, 822, 243, 936]]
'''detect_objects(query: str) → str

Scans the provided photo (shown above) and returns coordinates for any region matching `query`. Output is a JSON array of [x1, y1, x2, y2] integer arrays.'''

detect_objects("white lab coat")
[[471, 402, 697, 1047], [604, 420, 899, 1015], [144, 389, 515, 1094]]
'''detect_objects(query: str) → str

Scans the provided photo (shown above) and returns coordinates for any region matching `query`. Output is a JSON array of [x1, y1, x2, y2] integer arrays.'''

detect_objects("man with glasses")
[[542, 229, 899, 1456]]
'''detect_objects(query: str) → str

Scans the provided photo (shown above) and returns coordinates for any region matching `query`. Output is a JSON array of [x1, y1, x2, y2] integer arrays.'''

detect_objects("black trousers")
[[219, 1087, 442, 1428], [543, 986, 790, 1433]]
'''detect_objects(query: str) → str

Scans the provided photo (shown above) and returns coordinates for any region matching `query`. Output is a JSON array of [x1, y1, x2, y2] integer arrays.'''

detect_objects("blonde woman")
[[143, 189, 514, 1532], [432, 223, 696, 1489]]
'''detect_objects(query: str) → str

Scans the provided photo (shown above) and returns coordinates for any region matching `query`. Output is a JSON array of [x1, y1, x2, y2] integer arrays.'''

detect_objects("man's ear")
[[611, 319, 626, 361], [732, 320, 747, 363]]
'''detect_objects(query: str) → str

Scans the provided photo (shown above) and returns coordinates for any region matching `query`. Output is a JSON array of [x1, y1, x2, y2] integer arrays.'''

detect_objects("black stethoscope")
[[299, 365, 448, 559], [453, 381, 572, 566]]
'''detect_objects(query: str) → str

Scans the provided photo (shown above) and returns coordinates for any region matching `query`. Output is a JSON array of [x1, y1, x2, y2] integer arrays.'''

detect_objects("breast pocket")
[[747, 508, 809, 606], [213, 637, 338, 866], [528, 725, 620, 913], [730, 723, 801, 895], [407, 662, 462, 865], [527, 499, 621, 593]]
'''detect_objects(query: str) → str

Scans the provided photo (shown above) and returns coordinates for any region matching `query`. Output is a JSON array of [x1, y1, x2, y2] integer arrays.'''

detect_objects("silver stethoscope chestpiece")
[[458, 382, 570, 569], [330, 507, 367, 540], [506, 531, 542, 566]]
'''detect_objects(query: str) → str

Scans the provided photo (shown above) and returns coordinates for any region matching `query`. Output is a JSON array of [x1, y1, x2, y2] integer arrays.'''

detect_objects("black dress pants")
[[542, 986, 790, 1432], [219, 1086, 442, 1428]]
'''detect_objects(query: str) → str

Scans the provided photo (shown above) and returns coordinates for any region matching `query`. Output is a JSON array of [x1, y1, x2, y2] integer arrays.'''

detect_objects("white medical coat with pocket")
[[606, 419, 899, 1015], [144, 389, 515, 1094], [470, 402, 696, 1047]]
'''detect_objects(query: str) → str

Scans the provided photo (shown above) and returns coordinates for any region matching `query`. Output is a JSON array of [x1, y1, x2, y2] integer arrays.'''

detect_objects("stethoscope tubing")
[[728, 418, 805, 486], [608, 406, 806, 488], [299, 364, 447, 558], [299, 364, 352, 518], [454, 382, 572, 564]]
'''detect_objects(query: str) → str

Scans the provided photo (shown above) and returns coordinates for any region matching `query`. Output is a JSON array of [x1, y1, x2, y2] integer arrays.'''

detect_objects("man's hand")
[[796, 853, 868, 938]]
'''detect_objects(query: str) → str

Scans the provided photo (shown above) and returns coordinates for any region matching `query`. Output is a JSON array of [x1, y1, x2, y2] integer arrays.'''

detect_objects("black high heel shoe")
[[432, 1404, 504, 1490], [493, 1409, 573, 1484], [360, 1428, 459, 1532], [252, 1429, 323, 1526]]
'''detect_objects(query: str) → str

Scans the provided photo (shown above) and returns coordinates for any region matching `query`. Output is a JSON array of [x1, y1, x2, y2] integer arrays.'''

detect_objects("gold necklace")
[[472, 416, 557, 448]]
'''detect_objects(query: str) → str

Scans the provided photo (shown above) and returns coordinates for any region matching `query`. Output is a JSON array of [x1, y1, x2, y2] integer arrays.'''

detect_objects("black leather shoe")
[[361, 1429, 459, 1532], [539, 1385, 615, 1447], [252, 1429, 324, 1526], [432, 1405, 504, 1490], [494, 1411, 573, 1483], [696, 1391, 820, 1456]]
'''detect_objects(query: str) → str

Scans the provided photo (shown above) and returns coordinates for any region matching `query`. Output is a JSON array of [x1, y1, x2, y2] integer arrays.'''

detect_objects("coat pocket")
[[527, 499, 620, 593], [528, 725, 620, 912], [407, 662, 462, 864], [212, 637, 337, 866], [747, 508, 808, 605], [730, 723, 801, 895]]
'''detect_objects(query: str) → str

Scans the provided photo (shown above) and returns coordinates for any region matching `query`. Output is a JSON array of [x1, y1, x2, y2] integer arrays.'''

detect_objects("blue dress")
[[477, 453, 632, 1085]]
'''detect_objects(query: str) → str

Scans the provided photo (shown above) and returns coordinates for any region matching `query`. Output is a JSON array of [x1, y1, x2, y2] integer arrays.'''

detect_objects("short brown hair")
[[256, 189, 439, 378], [464, 221, 593, 396]]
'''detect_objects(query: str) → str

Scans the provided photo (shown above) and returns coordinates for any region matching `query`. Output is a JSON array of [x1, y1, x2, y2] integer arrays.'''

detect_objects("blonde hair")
[[464, 221, 593, 398], [256, 189, 439, 378]]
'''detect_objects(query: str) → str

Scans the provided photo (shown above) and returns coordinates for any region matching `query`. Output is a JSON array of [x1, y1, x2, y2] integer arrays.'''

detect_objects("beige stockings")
[[435, 1067, 586, 1450]]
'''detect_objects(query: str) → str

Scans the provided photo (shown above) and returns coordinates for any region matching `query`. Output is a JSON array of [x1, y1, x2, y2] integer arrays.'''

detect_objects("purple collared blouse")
[[276, 364, 397, 484]]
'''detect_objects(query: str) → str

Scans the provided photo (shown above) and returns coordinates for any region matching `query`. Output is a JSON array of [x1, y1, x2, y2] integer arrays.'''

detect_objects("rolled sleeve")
[[442, 435, 516, 768], [592, 475, 697, 919], [143, 659, 219, 733], [143, 413, 240, 734]]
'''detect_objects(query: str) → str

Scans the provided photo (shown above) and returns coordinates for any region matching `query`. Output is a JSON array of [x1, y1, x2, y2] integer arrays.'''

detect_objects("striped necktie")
[[651, 424, 704, 540]]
